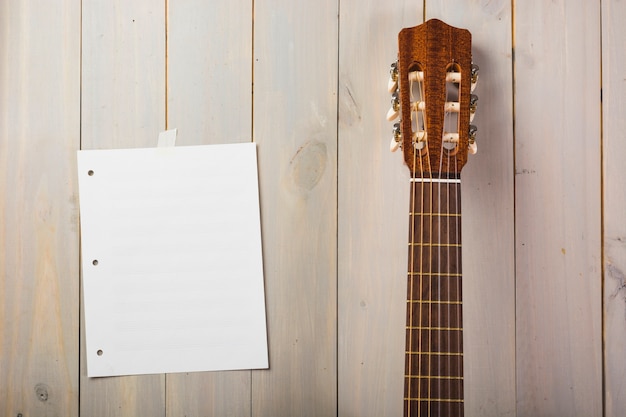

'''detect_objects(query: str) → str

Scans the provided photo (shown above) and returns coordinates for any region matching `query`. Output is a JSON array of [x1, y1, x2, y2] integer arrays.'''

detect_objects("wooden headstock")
[[388, 19, 478, 177]]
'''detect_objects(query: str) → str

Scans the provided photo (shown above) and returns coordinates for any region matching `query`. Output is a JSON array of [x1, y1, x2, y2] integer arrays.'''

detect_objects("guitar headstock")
[[387, 19, 479, 177]]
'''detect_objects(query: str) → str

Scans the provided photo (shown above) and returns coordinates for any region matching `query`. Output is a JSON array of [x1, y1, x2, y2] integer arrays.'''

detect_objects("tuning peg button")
[[471, 64, 479, 83], [390, 137, 401, 152], [386, 91, 400, 121], [469, 141, 478, 155], [468, 124, 478, 155], [388, 62, 398, 92], [390, 122, 401, 152], [471, 63, 479, 92], [469, 94, 478, 122], [470, 94, 478, 112], [387, 107, 399, 121]]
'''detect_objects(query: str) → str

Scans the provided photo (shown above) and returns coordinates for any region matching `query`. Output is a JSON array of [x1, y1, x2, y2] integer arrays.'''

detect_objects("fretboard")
[[404, 177, 464, 417]]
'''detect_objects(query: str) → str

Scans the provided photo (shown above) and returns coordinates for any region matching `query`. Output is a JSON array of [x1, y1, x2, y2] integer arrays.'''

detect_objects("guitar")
[[387, 19, 479, 416]]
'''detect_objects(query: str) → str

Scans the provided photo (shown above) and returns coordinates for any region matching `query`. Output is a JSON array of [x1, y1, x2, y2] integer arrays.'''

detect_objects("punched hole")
[[92, 260, 98, 266], [88, 170, 94, 176], [97, 350, 103, 356]]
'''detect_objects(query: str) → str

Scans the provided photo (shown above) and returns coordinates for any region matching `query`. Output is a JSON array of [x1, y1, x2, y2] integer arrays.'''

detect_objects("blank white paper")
[[77, 143, 268, 377]]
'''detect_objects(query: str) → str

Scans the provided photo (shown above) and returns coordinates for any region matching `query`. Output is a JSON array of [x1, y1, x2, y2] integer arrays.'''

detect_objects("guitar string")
[[451, 62, 463, 417], [409, 63, 430, 417], [441, 59, 462, 416], [448, 68, 460, 417], [454, 65, 463, 417], [454, 63, 464, 417], [447, 84, 459, 417], [446, 65, 455, 417], [407, 66, 417, 417], [407, 44, 467, 417], [416, 70, 424, 417], [423, 66, 434, 417], [438, 69, 447, 417]]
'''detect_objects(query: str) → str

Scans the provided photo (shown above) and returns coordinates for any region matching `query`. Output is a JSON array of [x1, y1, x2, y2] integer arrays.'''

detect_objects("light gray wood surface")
[[164, 1, 254, 416], [80, 1, 166, 416], [514, 1, 602, 416], [426, 2, 516, 416], [603, 1, 626, 416], [338, 2, 421, 417], [0, 1, 80, 416], [0, 0, 620, 416], [251, 0, 338, 415]]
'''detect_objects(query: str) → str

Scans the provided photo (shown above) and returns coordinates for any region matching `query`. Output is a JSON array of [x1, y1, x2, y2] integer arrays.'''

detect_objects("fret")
[[409, 271, 462, 277], [409, 271, 463, 278], [405, 179, 464, 416], [409, 242, 461, 247], [407, 299, 462, 305], [405, 329, 463, 355], [407, 325, 462, 330], [407, 277, 462, 302], [404, 398, 464, 403], [409, 226, 460, 245], [404, 366, 464, 397], [405, 351, 463, 356], [408, 252, 462, 275], [410, 212, 461, 217], [409, 223, 461, 243], [404, 400, 464, 416], [405, 373, 464, 388], [404, 366, 463, 388], [406, 328, 463, 341], [405, 375, 463, 380]]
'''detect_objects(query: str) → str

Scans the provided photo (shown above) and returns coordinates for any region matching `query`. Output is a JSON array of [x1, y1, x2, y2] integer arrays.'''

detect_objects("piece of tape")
[[157, 128, 178, 148]]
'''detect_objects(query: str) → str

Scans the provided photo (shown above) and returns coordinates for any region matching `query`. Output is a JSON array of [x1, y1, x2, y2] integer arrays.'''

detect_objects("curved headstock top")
[[388, 19, 478, 178]]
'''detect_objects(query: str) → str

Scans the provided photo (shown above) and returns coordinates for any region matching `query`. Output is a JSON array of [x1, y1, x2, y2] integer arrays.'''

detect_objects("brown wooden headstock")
[[388, 19, 478, 177]]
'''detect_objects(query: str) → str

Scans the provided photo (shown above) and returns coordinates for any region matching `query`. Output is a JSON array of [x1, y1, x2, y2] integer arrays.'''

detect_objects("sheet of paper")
[[77, 143, 268, 377]]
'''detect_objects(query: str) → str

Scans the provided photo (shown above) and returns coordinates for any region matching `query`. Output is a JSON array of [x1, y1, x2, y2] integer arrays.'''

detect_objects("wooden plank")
[[514, 1, 602, 416], [164, 0, 253, 415], [0, 1, 81, 416], [602, 1, 626, 416], [426, 2, 517, 416], [337, 2, 423, 416], [251, 1, 338, 416], [165, 0, 253, 146], [338, 0, 516, 415], [80, 1, 166, 416]]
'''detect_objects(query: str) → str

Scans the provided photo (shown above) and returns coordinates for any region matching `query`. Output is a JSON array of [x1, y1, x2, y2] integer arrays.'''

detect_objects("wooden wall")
[[0, 0, 618, 416]]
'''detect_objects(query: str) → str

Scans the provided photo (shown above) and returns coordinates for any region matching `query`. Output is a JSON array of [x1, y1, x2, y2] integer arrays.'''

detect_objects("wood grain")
[[251, 0, 338, 415], [337, 2, 422, 416], [397, 19, 472, 175], [0, 0, 619, 416], [0, 1, 80, 416], [80, 1, 166, 416], [427, 1, 517, 416], [404, 181, 464, 417], [164, 0, 253, 415], [514, 1, 602, 416], [602, 0, 626, 415]]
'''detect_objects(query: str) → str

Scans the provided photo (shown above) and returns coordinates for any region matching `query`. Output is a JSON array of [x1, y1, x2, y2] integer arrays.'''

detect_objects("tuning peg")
[[388, 62, 398, 92], [471, 63, 479, 92], [390, 122, 401, 152], [468, 125, 478, 155], [387, 91, 400, 121], [469, 94, 478, 122], [470, 94, 478, 111]]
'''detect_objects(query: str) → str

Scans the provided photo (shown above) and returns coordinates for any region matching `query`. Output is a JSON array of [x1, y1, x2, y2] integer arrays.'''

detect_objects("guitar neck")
[[404, 176, 464, 417]]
